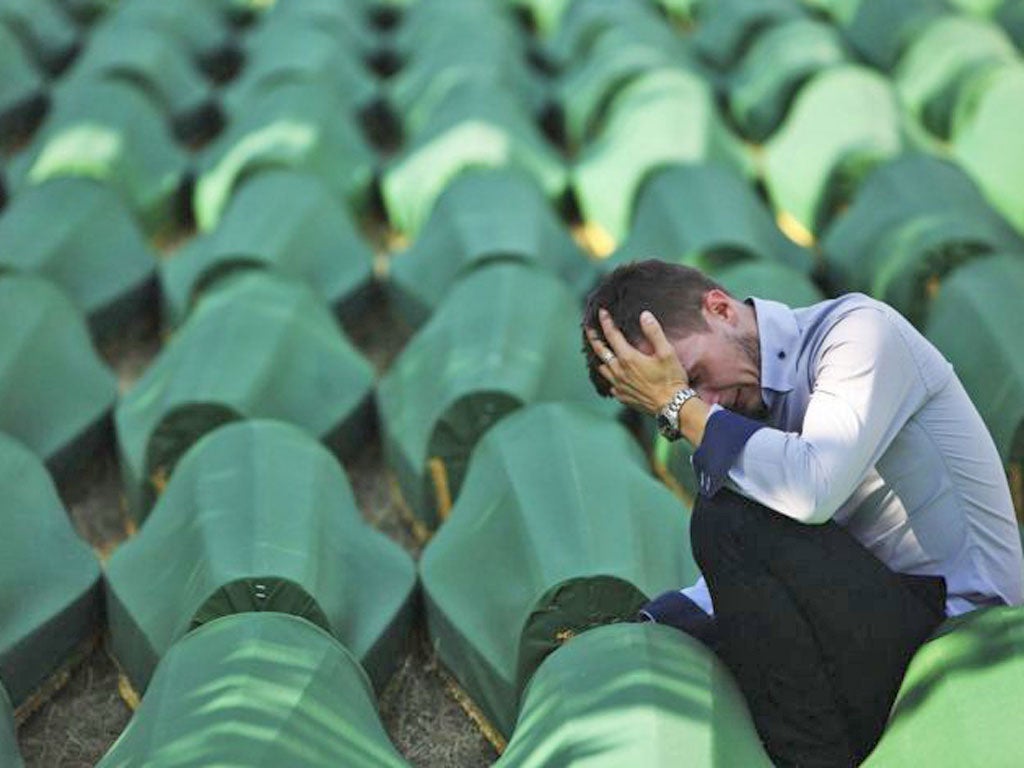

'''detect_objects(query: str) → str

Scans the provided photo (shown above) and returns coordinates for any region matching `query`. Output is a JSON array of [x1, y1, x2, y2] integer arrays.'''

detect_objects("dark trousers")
[[689, 489, 946, 768]]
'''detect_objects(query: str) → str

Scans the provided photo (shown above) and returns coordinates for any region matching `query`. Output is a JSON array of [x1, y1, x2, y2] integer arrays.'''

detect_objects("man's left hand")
[[586, 308, 689, 415]]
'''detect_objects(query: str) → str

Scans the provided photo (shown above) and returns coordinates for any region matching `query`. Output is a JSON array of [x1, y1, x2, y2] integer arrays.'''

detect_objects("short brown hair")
[[581, 260, 725, 397]]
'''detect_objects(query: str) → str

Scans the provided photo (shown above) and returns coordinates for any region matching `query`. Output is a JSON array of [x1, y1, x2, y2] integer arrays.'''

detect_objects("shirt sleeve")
[[726, 308, 928, 524]]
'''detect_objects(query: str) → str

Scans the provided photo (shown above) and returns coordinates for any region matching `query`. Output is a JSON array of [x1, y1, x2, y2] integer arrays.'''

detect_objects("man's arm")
[[696, 308, 928, 524]]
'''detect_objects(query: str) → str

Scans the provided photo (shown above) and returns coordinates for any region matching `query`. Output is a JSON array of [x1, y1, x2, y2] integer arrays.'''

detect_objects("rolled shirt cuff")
[[692, 408, 765, 497], [637, 590, 718, 648]]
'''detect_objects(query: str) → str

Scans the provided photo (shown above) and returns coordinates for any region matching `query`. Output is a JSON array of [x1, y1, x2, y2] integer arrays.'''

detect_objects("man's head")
[[582, 260, 766, 417]]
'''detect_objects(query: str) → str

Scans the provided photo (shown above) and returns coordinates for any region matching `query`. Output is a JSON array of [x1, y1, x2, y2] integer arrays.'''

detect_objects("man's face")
[[639, 319, 765, 418]]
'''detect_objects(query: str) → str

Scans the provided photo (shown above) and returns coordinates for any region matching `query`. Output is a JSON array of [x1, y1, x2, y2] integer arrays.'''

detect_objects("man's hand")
[[586, 308, 689, 415]]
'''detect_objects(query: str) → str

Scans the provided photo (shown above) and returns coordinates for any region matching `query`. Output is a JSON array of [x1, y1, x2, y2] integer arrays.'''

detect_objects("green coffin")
[[115, 272, 375, 521], [390, 7, 545, 136], [509, 0, 573, 38], [895, 15, 1017, 141], [545, 0, 666, 67], [224, 23, 378, 119], [728, 18, 849, 143], [821, 154, 1024, 325], [97, 613, 409, 768], [8, 79, 190, 234], [692, 0, 804, 71], [388, 168, 599, 327], [106, 420, 415, 694], [763, 65, 914, 239], [0, 432, 101, 709], [0, 0, 78, 74], [61, 20, 219, 142], [421, 403, 701, 737], [499, 623, 772, 767], [194, 79, 376, 232], [111, 0, 238, 76], [383, 80, 567, 238], [0, 274, 116, 483], [161, 169, 374, 328], [379, 262, 616, 529], [925, 252, 1024, 462], [951, 62, 1024, 234], [866, 606, 1024, 766], [557, 18, 699, 148], [0, 684, 22, 768], [838, 0, 949, 70], [0, 22, 45, 146], [996, 0, 1024, 47], [0, 177, 157, 339], [609, 164, 813, 276], [574, 67, 753, 247], [258, 0, 378, 56]]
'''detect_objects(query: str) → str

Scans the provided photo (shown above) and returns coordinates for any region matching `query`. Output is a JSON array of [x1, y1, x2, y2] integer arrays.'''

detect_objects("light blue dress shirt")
[[682, 294, 1024, 617]]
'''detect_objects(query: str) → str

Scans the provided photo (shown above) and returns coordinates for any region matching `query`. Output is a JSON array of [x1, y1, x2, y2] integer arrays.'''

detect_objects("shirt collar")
[[747, 297, 799, 395]]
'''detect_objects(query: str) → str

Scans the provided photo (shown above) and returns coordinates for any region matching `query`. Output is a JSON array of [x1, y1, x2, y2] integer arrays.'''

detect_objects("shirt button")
[[778, 351, 786, 359]]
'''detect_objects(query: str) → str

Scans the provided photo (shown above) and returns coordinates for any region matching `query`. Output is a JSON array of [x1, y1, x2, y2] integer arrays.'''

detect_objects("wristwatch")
[[656, 387, 697, 441]]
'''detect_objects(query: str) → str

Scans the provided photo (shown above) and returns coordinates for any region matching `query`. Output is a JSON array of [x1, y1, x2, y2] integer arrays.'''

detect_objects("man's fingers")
[[640, 310, 675, 359], [586, 326, 615, 362], [598, 309, 636, 359]]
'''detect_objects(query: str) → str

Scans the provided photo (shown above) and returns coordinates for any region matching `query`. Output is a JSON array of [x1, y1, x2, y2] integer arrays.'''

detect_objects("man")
[[582, 260, 1023, 767]]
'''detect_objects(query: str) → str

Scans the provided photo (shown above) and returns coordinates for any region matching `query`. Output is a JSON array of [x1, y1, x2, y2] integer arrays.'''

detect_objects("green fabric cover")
[[925, 252, 1024, 462], [865, 606, 1024, 766], [61, 20, 218, 139], [0, 684, 22, 768], [97, 613, 409, 768], [8, 80, 190, 234], [510, 0, 574, 37], [0, 22, 44, 144], [58, 0, 115, 25], [390, 7, 545, 136], [378, 262, 615, 528], [388, 168, 599, 327], [692, 0, 804, 70], [224, 23, 378, 118], [996, 0, 1024, 47], [895, 15, 1018, 140], [728, 19, 849, 142], [194, 79, 376, 232], [951, 63, 1024, 234], [111, 0, 236, 74], [556, 16, 699, 148], [0, 177, 157, 338], [573, 67, 753, 246], [0, 274, 116, 481], [609, 164, 813, 276], [0, 0, 77, 74], [161, 169, 373, 327], [822, 154, 1024, 325], [838, 0, 950, 70], [106, 420, 415, 693], [499, 623, 772, 767], [0, 432, 101, 708], [421, 403, 701, 737], [383, 80, 568, 237], [545, 0, 665, 66], [115, 271, 375, 521], [763, 65, 913, 238], [259, 0, 377, 56]]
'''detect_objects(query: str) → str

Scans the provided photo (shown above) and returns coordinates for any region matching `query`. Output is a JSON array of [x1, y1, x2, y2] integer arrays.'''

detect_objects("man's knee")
[[690, 489, 765, 571]]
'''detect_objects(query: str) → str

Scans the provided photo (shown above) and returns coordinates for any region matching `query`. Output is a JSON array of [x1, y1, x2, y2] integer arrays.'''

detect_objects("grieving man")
[[582, 260, 1023, 767]]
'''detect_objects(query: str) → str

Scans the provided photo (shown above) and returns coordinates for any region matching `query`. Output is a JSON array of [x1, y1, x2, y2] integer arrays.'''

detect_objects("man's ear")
[[702, 288, 736, 325]]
